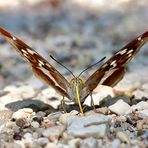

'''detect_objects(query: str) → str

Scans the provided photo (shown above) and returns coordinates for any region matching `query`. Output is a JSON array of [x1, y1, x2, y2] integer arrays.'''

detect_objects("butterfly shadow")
[[5, 98, 58, 114]]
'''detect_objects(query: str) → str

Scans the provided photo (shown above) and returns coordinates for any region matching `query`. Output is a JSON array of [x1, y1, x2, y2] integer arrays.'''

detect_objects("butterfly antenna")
[[50, 55, 76, 78], [78, 56, 106, 77]]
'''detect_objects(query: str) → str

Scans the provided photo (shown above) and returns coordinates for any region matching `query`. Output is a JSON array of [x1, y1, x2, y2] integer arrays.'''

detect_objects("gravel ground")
[[0, 0, 148, 147]]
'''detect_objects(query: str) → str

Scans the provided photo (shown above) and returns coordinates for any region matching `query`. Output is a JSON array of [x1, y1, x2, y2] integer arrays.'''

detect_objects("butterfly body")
[[67, 78, 88, 103], [0, 27, 148, 113]]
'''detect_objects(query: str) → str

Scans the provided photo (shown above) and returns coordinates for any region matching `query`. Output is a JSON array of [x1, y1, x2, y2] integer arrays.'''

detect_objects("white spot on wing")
[[128, 53, 132, 57], [12, 36, 16, 40], [46, 63, 52, 68], [38, 67, 64, 89], [127, 49, 134, 54], [138, 36, 143, 41], [117, 49, 127, 55], [110, 60, 116, 65], [23, 53, 28, 58], [26, 48, 36, 55], [21, 49, 28, 54], [110, 60, 117, 67], [99, 69, 117, 85], [38, 60, 44, 67]]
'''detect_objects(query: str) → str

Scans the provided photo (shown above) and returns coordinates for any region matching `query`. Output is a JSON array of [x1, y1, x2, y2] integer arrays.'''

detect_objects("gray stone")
[[47, 111, 63, 122], [67, 114, 110, 138]]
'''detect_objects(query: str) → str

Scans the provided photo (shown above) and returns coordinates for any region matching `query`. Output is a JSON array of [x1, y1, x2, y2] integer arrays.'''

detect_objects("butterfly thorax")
[[67, 77, 87, 103]]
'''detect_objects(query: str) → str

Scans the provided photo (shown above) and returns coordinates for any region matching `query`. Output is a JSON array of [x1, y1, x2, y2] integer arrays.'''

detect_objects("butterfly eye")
[[79, 79, 83, 84], [71, 79, 75, 85]]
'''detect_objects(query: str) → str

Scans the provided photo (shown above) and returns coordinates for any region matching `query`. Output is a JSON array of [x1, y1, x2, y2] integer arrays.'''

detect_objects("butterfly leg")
[[90, 93, 96, 111], [61, 96, 67, 113]]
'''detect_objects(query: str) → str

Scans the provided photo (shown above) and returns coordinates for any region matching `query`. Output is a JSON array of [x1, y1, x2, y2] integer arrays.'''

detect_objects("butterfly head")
[[70, 77, 84, 87], [67, 77, 86, 103]]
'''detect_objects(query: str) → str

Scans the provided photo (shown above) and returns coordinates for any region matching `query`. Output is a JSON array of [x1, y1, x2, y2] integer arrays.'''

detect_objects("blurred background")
[[0, 0, 148, 89]]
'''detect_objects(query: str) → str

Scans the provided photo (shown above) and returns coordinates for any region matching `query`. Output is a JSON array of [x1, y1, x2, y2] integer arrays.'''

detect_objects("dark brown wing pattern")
[[84, 31, 148, 92], [0, 28, 70, 97]]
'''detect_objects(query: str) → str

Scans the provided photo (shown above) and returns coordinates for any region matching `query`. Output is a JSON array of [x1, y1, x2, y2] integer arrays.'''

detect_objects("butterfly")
[[0, 27, 148, 113]]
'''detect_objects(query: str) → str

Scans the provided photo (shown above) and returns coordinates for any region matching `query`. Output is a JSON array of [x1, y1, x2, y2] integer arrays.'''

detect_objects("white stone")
[[112, 139, 121, 148], [139, 109, 148, 117], [133, 90, 148, 99], [84, 85, 115, 106], [12, 108, 33, 120], [132, 101, 148, 110], [109, 99, 131, 115]]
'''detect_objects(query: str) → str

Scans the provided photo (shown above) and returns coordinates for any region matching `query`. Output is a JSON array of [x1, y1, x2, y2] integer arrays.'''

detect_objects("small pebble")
[[0, 142, 22, 148], [137, 120, 146, 130], [6, 121, 19, 130], [16, 118, 30, 128], [68, 138, 81, 148], [42, 118, 55, 128], [37, 137, 49, 146], [42, 125, 65, 139], [116, 116, 127, 122], [112, 139, 121, 148], [45, 142, 57, 148], [31, 121, 40, 128], [80, 137, 98, 148], [47, 111, 62, 122], [0, 133, 9, 142], [116, 132, 130, 144], [59, 113, 70, 125], [32, 116, 43, 125], [0, 110, 14, 121], [13, 132, 22, 140], [12, 108, 34, 120], [36, 111, 46, 117]]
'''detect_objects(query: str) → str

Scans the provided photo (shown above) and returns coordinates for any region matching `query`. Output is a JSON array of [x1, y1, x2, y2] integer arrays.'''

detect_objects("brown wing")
[[0, 28, 70, 98], [84, 31, 148, 92]]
